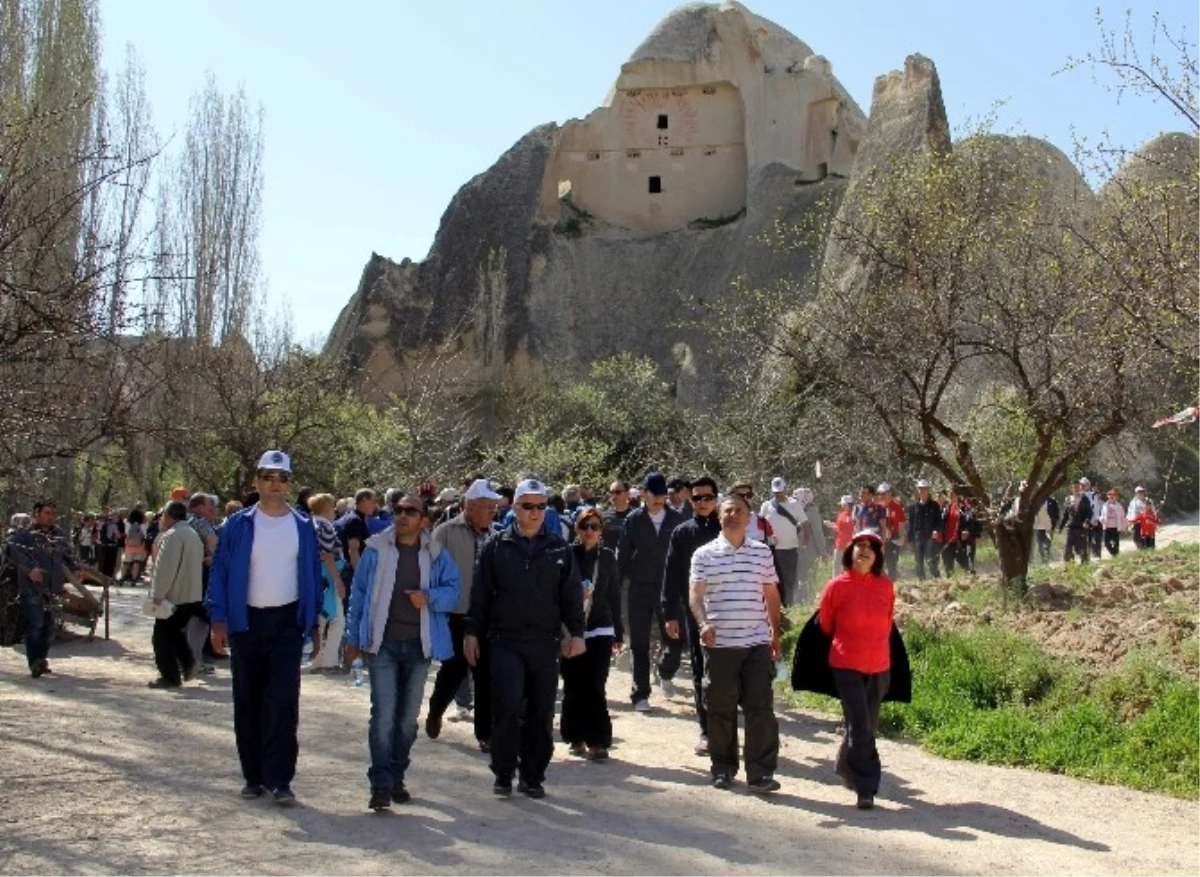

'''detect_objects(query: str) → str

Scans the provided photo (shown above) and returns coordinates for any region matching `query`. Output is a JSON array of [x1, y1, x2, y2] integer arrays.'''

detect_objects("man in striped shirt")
[[689, 494, 783, 793]]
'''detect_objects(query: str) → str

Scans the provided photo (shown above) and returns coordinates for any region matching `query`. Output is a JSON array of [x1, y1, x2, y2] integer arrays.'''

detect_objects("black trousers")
[[1036, 529, 1053, 563], [429, 613, 493, 743], [627, 583, 682, 702], [152, 601, 204, 685], [1089, 525, 1103, 558], [1064, 527, 1089, 564], [230, 603, 303, 791], [1104, 527, 1121, 557], [560, 635, 614, 748], [489, 638, 560, 785], [883, 542, 901, 580], [833, 668, 890, 797], [98, 545, 119, 578], [703, 645, 778, 782], [685, 610, 708, 736], [912, 534, 939, 579]]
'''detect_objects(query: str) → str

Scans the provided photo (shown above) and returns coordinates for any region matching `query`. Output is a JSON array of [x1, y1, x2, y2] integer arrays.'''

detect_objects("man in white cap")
[[1126, 486, 1149, 549], [759, 477, 806, 606], [465, 478, 585, 799], [427, 478, 502, 750], [907, 480, 941, 580], [208, 450, 324, 806]]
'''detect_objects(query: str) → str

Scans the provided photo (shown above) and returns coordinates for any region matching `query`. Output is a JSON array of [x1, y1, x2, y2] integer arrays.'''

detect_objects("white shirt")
[[247, 508, 300, 608], [689, 534, 776, 648], [759, 497, 804, 550], [648, 508, 666, 534]]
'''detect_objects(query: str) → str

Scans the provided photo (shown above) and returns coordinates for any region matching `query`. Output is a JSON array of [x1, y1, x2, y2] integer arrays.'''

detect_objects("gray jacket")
[[431, 514, 492, 615], [151, 521, 205, 606]]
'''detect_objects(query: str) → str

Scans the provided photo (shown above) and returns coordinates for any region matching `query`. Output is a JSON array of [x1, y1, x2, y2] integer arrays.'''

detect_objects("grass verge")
[[778, 619, 1199, 799]]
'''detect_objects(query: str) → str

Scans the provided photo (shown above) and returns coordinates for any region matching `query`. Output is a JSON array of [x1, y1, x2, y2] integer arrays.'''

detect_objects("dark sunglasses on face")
[[519, 502, 547, 512], [258, 471, 290, 483], [732, 491, 751, 499], [394, 507, 423, 517], [692, 493, 716, 503], [577, 521, 602, 531], [609, 488, 626, 494]]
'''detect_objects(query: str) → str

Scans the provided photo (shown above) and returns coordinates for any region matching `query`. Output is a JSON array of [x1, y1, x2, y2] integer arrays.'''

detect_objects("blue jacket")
[[207, 505, 323, 634], [346, 527, 460, 660]]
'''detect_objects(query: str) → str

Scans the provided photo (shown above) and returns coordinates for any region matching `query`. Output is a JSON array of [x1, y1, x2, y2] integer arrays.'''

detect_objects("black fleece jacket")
[[660, 511, 721, 624], [572, 543, 623, 642]]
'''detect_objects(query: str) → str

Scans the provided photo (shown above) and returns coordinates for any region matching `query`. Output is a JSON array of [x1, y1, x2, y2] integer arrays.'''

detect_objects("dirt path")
[[1, 591, 1196, 876]]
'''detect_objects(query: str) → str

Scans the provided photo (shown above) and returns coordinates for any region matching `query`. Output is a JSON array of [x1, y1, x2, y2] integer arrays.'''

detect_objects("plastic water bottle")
[[351, 657, 365, 688]]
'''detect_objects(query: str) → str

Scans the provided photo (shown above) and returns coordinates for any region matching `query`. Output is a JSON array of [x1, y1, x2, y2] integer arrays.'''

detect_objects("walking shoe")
[[478, 740, 491, 753], [856, 794, 875, 810], [183, 664, 200, 682], [587, 746, 609, 762], [147, 677, 181, 689], [391, 783, 411, 804], [694, 735, 709, 756], [30, 659, 51, 678], [240, 783, 264, 799], [492, 777, 512, 797], [425, 713, 443, 740], [271, 786, 297, 807], [633, 699, 651, 713], [368, 790, 392, 811], [711, 773, 733, 791], [568, 742, 587, 757], [748, 775, 781, 794], [659, 678, 677, 699], [517, 779, 545, 799], [452, 705, 473, 721]]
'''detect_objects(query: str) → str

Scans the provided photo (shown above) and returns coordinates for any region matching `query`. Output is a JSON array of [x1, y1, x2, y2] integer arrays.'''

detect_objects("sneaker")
[[748, 775, 781, 794], [856, 794, 875, 810], [271, 786, 297, 807], [568, 742, 587, 757], [391, 784, 411, 804], [587, 746, 609, 762], [240, 783, 264, 799], [694, 735, 709, 757], [30, 659, 50, 679], [425, 713, 443, 740], [368, 790, 392, 811], [660, 678, 677, 699], [633, 699, 651, 713], [712, 773, 733, 791], [147, 677, 180, 689], [517, 779, 545, 799], [492, 777, 512, 797]]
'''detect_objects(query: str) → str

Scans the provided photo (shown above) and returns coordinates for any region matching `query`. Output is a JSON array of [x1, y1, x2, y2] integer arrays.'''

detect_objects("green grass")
[[778, 621, 1199, 799]]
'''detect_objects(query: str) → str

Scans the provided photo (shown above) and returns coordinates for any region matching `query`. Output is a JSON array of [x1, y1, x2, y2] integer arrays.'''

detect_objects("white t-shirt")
[[689, 534, 776, 648], [759, 497, 803, 550], [247, 508, 300, 608], [648, 508, 667, 534]]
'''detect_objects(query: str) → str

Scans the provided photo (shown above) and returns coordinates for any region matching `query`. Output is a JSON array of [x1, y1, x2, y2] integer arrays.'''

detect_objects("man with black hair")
[[667, 477, 693, 517], [148, 501, 205, 689], [7, 499, 81, 678]]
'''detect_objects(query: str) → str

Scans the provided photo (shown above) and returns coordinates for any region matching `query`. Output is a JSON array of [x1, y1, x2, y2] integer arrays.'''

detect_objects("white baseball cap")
[[877, 482, 892, 493], [840, 494, 854, 505], [1135, 486, 1146, 492], [256, 450, 291, 473], [1079, 477, 1091, 486], [916, 479, 930, 488], [514, 478, 548, 501], [770, 476, 787, 493], [464, 478, 502, 501], [436, 488, 460, 503]]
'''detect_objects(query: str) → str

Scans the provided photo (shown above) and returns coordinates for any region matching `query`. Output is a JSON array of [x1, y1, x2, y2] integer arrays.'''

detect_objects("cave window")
[[657, 114, 669, 130], [648, 176, 662, 194]]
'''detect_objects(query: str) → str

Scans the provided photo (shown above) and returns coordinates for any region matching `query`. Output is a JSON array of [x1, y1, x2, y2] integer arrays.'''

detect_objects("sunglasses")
[[577, 521, 602, 531], [609, 488, 627, 494], [394, 507, 423, 517], [258, 472, 291, 484], [731, 491, 752, 499], [692, 493, 716, 503], [519, 502, 547, 512]]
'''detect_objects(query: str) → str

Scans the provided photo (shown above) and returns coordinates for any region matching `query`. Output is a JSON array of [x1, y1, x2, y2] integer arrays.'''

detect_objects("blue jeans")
[[20, 587, 56, 670], [368, 637, 430, 791]]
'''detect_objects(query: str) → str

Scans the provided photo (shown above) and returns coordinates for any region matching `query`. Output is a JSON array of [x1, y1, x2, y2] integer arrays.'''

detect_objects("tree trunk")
[[994, 517, 1034, 594]]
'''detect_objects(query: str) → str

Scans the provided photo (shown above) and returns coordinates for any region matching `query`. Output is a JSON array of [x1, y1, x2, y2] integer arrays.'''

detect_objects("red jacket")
[[818, 570, 895, 674]]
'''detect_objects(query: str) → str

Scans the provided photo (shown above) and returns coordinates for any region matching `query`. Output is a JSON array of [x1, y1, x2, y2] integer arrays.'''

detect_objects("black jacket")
[[661, 512, 721, 623], [601, 507, 632, 553], [790, 611, 912, 703], [907, 499, 942, 540], [572, 543, 623, 642], [466, 523, 584, 642], [1064, 493, 1093, 529], [618, 505, 686, 588]]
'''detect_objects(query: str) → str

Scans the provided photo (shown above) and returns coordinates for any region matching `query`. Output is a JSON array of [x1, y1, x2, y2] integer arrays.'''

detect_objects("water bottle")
[[351, 657, 365, 688]]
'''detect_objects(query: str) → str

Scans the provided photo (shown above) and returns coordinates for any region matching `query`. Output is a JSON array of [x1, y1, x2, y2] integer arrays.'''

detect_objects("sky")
[[98, 0, 1197, 345]]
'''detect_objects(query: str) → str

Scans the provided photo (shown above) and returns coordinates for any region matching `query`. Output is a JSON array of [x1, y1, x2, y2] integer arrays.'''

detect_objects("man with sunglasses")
[[661, 476, 722, 755], [464, 478, 585, 799], [601, 481, 632, 553], [208, 450, 324, 807], [346, 494, 461, 811]]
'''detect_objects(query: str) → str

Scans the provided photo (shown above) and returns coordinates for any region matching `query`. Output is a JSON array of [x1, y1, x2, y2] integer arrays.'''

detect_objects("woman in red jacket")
[[818, 529, 894, 810]]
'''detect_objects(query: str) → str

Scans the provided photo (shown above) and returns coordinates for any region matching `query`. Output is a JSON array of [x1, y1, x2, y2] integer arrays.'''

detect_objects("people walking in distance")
[[1084, 480, 1105, 560], [147, 501, 205, 689], [306, 493, 347, 673], [1061, 479, 1094, 565], [1126, 486, 1149, 548], [853, 485, 890, 540], [667, 477, 693, 518], [828, 494, 857, 575], [465, 478, 585, 800], [339, 489, 377, 600], [428, 478, 502, 752], [345, 494, 461, 811], [689, 493, 783, 794], [907, 481, 941, 580], [7, 499, 82, 678], [1134, 496, 1160, 549], [207, 450, 324, 807], [820, 530, 895, 810], [1099, 489, 1127, 557], [759, 476, 806, 607], [939, 488, 967, 576], [662, 476, 722, 757], [618, 471, 686, 711], [877, 484, 905, 581], [120, 507, 148, 583], [98, 506, 121, 579], [560, 507, 622, 761], [187, 493, 224, 666]]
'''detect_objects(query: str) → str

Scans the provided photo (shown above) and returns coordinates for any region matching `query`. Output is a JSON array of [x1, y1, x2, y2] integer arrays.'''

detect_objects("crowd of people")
[[2, 453, 1166, 815]]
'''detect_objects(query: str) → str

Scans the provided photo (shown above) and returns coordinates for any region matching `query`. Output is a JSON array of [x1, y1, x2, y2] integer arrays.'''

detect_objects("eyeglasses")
[[519, 502, 547, 512], [692, 493, 716, 503], [608, 488, 626, 495], [577, 521, 602, 531], [258, 472, 291, 484], [731, 491, 752, 499], [394, 507, 423, 517]]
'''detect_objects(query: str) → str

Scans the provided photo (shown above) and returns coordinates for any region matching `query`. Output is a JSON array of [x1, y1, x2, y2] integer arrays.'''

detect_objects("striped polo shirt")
[[689, 533, 776, 648]]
